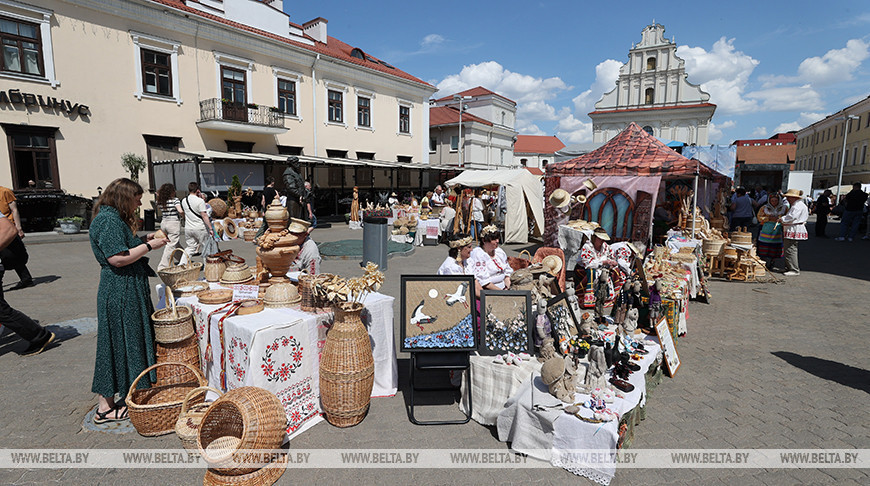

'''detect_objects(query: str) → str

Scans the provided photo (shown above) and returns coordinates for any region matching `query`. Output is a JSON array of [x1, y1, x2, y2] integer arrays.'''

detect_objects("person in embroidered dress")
[[576, 227, 617, 308], [437, 234, 474, 275], [778, 189, 809, 276], [468, 225, 512, 297], [756, 193, 788, 269]]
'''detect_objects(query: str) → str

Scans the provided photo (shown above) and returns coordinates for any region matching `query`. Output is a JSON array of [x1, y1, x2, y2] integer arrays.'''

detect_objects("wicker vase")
[[320, 302, 374, 427]]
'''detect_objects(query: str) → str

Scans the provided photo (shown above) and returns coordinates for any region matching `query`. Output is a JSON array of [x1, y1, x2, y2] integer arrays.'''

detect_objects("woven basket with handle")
[[158, 248, 203, 290], [127, 361, 206, 437], [175, 386, 223, 452], [507, 249, 532, 271], [156, 335, 201, 386], [151, 294, 194, 344]]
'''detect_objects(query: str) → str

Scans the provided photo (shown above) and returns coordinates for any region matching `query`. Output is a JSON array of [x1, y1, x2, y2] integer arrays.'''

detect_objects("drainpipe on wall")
[[311, 54, 320, 157]]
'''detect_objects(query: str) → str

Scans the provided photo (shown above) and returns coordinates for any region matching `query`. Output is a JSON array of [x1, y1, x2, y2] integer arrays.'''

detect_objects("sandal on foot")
[[94, 405, 128, 424]]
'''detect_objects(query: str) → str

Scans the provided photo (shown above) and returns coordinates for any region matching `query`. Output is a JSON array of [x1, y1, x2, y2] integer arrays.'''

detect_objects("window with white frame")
[[429, 137, 436, 153], [354, 88, 374, 129], [214, 51, 253, 104], [450, 135, 459, 152], [131, 32, 181, 104], [328, 90, 343, 123], [0, 3, 56, 86], [398, 100, 412, 135], [272, 67, 302, 119], [277, 79, 296, 115]]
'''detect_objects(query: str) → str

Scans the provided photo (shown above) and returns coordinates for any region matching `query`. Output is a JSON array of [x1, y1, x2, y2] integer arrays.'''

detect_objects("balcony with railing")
[[196, 98, 288, 134]]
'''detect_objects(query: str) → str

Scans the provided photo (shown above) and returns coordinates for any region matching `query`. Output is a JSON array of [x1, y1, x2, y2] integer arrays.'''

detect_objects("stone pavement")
[[0, 221, 868, 485]]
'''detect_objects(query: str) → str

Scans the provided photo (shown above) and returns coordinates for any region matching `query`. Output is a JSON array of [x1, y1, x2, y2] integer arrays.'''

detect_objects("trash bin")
[[362, 216, 388, 271], [143, 209, 156, 231]]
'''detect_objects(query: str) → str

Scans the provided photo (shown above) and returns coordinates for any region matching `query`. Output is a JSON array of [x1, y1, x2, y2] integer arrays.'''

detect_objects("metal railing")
[[199, 98, 285, 128]]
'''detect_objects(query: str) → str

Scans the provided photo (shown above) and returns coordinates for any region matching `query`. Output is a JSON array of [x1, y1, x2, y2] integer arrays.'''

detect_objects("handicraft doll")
[[612, 281, 631, 325], [622, 307, 639, 334], [593, 267, 611, 322], [648, 279, 663, 324], [541, 356, 579, 403], [350, 186, 361, 222], [582, 344, 608, 391], [534, 298, 552, 351]]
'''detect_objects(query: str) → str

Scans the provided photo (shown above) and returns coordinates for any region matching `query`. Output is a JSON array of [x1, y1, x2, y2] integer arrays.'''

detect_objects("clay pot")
[[264, 196, 289, 232], [256, 245, 300, 281]]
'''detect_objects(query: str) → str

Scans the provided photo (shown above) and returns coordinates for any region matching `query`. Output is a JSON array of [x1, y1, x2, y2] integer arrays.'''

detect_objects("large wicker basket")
[[197, 386, 286, 476], [151, 297, 195, 344], [176, 386, 222, 452], [156, 335, 202, 385], [209, 198, 228, 219], [158, 248, 203, 289], [127, 362, 206, 437], [320, 302, 374, 427], [203, 453, 287, 486]]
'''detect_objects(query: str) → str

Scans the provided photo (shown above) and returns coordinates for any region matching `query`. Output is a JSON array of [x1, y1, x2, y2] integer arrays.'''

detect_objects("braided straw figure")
[[350, 186, 361, 222]]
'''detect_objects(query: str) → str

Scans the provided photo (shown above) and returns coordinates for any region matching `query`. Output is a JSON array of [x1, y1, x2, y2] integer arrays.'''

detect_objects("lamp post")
[[453, 95, 471, 168], [835, 115, 860, 202]]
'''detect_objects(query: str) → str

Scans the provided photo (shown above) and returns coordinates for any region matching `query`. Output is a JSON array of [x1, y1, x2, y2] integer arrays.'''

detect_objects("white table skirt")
[[459, 355, 542, 426], [497, 339, 662, 485]]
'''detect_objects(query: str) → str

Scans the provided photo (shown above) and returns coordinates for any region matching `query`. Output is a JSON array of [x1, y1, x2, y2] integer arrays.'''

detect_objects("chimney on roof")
[[303, 17, 328, 43]]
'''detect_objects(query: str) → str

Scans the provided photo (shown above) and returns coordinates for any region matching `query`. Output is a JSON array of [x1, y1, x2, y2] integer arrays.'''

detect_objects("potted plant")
[[57, 216, 84, 234]]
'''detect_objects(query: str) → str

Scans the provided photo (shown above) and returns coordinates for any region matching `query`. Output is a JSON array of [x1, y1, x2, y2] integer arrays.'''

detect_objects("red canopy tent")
[[543, 123, 729, 246]]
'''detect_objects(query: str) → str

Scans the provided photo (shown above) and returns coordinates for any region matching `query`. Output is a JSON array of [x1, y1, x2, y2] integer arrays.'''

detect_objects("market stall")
[[444, 169, 544, 244]]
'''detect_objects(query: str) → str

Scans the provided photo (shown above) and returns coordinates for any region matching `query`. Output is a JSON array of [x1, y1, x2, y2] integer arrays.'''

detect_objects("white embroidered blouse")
[[468, 247, 513, 288]]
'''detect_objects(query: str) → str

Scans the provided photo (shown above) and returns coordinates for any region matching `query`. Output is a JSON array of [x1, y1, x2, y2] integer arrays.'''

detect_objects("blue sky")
[[285, 1, 870, 145]]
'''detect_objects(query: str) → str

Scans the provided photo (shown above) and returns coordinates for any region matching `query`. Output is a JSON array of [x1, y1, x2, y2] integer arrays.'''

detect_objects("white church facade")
[[589, 23, 715, 145]]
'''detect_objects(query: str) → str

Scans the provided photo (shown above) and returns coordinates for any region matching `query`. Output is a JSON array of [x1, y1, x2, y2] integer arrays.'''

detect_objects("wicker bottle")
[[319, 302, 374, 427]]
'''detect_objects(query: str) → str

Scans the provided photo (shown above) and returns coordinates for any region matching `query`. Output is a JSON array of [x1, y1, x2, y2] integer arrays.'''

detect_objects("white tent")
[[445, 169, 544, 244]]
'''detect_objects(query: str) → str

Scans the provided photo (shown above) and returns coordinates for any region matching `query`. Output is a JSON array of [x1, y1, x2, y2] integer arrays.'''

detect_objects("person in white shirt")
[[779, 188, 809, 276], [468, 225, 512, 297], [181, 182, 214, 256], [439, 202, 456, 242], [438, 234, 474, 275], [469, 189, 484, 239], [431, 185, 445, 207]]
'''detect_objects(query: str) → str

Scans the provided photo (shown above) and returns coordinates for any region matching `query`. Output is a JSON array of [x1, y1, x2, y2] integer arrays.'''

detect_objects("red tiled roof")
[[524, 167, 544, 176], [148, 1, 433, 88], [514, 135, 565, 154], [589, 102, 716, 116], [429, 106, 492, 127], [547, 122, 727, 180], [435, 86, 516, 105]]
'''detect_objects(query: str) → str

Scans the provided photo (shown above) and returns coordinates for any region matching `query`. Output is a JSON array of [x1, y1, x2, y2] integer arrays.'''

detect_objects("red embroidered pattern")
[[260, 335, 303, 383], [277, 377, 318, 433]]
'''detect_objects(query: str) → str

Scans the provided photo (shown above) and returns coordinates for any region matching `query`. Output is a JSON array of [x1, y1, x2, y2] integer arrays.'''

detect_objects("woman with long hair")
[[155, 183, 184, 270], [89, 178, 168, 424]]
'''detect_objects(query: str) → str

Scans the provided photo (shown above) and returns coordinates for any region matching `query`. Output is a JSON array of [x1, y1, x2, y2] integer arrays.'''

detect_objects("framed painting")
[[479, 290, 533, 356], [400, 275, 477, 352], [655, 316, 680, 377], [546, 292, 580, 356]]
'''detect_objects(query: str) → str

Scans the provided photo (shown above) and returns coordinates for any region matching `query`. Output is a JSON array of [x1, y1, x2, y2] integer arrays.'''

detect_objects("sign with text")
[[655, 316, 680, 377], [233, 284, 259, 301]]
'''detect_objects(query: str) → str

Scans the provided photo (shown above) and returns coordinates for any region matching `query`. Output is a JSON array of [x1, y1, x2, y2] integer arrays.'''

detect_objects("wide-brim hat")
[[549, 189, 571, 208], [573, 194, 587, 204], [391, 192, 398, 197], [592, 227, 610, 241], [783, 188, 803, 198], [541, 255, 563, 276], [288, 217, 311, 234], [626, 242, 640, 256], [583, 179, 598, 191]]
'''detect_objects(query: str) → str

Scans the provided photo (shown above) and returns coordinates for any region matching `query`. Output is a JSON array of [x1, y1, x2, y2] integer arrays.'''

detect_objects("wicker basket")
[[507, 249, 532, 271], [172, 281, 210, 298], [209, 198, 228, 219], [159, 248, 203, 290], [127, 362, 207, 437], [320, 302, 374, 427], [702, 239, 726, 256], [223, 218, 239, 239], [156, 335, 202, 386], [197, 387, 287, 475], [243, 229, 258, 242], [176, 386, 222, 452], [151, 298, 195, 344], [298, 274, 318, 312], [203, 452, 287, 486]]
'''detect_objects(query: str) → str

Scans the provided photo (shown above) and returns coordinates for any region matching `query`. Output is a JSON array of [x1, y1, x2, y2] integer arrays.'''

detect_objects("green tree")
[[121, 152, 146, 182]]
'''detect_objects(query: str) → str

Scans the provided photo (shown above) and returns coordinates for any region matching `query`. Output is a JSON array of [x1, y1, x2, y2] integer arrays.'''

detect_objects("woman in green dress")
[[89, 178, 168, 424]]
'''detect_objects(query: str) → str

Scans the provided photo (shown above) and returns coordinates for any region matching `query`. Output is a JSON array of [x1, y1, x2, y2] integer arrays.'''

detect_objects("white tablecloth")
[[459, 355, 542, 426], [166, 286, 398, 440], [497, 339, 662, 485]]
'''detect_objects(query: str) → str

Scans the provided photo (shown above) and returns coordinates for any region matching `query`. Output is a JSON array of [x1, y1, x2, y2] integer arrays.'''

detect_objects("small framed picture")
[[479, 290, 533, 356], [655, 316, 680, 377], [400, 275, 477, 352], [547, 292, 580, 355]]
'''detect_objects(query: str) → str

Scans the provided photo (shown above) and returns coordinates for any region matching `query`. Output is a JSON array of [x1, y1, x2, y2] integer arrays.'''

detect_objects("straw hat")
[[541, 255, 563, 276], [549, 189, 571, 208], [583, 179, 598, 191], [573, 194, 587, 204], [625, 242, 640, 256], [288, 217, 311, 234], [391, 192, 398, 197], [592, 227, 610, 241], [783, 188, 803, 198]]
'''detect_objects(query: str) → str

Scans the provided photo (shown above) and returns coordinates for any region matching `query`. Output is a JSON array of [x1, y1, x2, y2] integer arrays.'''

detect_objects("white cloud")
[[707, 120, 736, 143], [678, 38, 760, 115], [774, 122, 802, 133], [745, 85, 824, 112], [516, 121, 546, 136], [798, 112, 826, 126], [797, 39, 870, 85], [751, 126, 768, 137], [421, 34, 444, 49], [572, 59, 622, 114], [555, 114, 593, 144]]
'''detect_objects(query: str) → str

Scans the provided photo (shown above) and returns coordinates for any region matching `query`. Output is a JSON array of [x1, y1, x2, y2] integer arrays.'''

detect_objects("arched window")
[[582, 188, 635, 240], [644, 88, 654, 104], [350, 48, 366, 60], [647, 57, 656, 70], [643, 125, 654, 136]]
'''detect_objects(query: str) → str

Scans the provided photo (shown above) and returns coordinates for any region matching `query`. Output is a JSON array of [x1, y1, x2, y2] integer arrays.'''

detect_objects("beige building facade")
[[0, 0, 436, 200], [795, 95, 870, 189]]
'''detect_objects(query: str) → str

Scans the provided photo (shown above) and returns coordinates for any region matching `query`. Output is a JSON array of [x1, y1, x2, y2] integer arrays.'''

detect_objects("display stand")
[[408, 351, 472, 425]]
